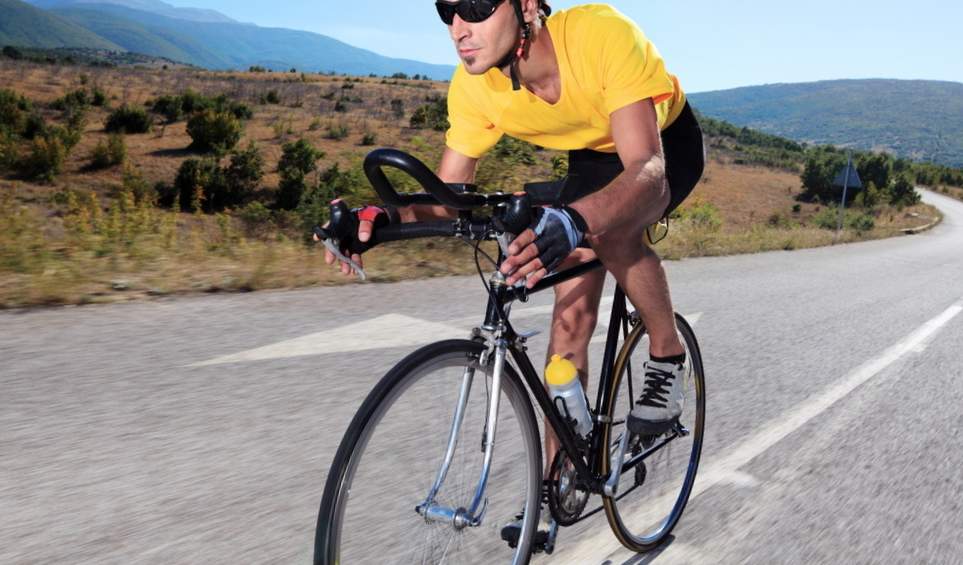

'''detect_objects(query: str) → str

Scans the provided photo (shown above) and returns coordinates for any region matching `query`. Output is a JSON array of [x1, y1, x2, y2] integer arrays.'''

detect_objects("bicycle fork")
[[415, 338, 508, 530]]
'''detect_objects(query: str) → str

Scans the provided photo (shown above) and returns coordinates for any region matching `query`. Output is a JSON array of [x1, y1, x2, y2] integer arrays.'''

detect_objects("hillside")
[[689, 79, 963, 167], [0, 0, 121, 50], [26, 0, 238, 23], [0, 61, 943, 307], [46, 2, 455, 78]]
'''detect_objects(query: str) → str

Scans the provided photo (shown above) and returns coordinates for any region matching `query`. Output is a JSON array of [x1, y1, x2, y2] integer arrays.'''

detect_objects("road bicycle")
[[313, 149, 705, 564]]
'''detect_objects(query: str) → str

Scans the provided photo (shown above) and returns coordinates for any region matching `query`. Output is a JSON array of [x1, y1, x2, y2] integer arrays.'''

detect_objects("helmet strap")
[[505, 0, 531, 91]]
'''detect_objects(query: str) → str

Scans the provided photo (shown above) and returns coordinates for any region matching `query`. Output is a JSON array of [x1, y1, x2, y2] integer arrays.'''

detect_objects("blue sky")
[[166, 0, 963, 92]]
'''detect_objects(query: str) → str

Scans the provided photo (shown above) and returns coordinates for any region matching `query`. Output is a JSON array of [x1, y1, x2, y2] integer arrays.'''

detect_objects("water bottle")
[[545, 354, 593, 438]]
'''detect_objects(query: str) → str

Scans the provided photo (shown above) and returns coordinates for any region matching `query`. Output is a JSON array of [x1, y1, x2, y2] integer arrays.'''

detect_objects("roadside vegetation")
[[0, 60, 958, 308]]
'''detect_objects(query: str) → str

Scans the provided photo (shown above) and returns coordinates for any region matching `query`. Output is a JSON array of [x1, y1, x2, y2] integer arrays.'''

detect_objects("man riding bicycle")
[[322, 0, 704, 549]]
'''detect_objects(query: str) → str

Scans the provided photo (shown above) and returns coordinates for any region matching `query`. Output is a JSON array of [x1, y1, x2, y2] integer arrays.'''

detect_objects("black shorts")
[[525, 101, 705, 217]]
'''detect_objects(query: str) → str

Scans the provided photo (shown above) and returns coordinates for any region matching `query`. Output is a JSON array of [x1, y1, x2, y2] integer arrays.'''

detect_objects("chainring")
[[546, 450, 590, 526]]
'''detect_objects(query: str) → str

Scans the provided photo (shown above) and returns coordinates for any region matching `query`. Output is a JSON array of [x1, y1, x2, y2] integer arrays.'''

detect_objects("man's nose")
[[450, 14, 471, 41]]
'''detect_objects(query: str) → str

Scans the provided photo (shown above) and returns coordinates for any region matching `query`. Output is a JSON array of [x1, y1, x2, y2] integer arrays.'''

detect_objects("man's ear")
[[521, 0, 541, 24]]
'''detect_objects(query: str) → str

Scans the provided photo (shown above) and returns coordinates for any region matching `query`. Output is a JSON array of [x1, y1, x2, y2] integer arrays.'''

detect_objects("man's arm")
[[328, 147, 477, 271], [501, 98, 668, 286], [395, 147, 479, 223], [570, 98, 668, 240]]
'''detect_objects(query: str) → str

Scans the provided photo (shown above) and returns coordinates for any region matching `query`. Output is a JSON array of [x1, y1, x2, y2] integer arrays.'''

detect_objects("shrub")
[[186, 109, 242, 153], [492, 136, 536, 166], [410, 96, 449, 131], [89, 133, 126, 169], [20, 134, 67, 183], [91, 88, 107, 107], [811, 207, 839, 230], [50, 89, 89, 111], [324, 123, 350, 140], [361, 132, 377, 146], [888, 173, 921, 207], [276, 138, 324, 210], [174, 158, 221, 212], [263, 90, 280, 104], [847, 213, 875, 232], [151, 95, 183, 123], [238, 201, 273, 235], [678, 201, 722, 231], [105, 104, 152, 134], [22, 112, 47, 140], [222, 142, 264, 206], [334, 100, 348, 113], [0, 89, 32, 136], [3, 46, 23, 60]]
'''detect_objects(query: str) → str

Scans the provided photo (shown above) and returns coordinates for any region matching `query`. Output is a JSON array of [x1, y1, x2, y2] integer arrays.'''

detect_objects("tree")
[[186, 110, 242, 154], [856, 152, 892, 192], [276, 139, 324, 210]]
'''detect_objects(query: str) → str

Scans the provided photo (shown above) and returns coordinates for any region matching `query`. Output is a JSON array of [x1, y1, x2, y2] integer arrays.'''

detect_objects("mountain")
[[24, 0, 237, 24], [0, 0, 121, 50], [689, 79, 963, 167], [46, 2, 455, 79]]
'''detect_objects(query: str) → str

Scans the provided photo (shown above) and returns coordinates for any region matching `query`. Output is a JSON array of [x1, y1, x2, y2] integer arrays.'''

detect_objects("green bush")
[[151, 95, 183, 123], [678, 201, 722, 231], [847, 213, 875, 232], [360, 132, 377, 146], [186, 110, 242, 153], [410, 96, 449, 131], [223, 142, 264, 206], [0, 89, 32, 136], [89, 133, 126, 169], [238, 201, 274, 235], [174, 158, 222, 212], [20, 134, 67, 183], [888, 173, 921, 207], [91, 88, 107, 107], [22, 112, 47, 140], [811, 207, 836, 230], [276, 138, 324, 210], [105, 104, 152, 134], [492, 136, 536, 166], [324, 123, 349, 140], [262, 90, 280, 105], [50, 89, 89, 111]]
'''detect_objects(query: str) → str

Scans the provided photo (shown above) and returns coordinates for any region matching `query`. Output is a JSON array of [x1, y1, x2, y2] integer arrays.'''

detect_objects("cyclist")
[[322, 0, 704, 549]]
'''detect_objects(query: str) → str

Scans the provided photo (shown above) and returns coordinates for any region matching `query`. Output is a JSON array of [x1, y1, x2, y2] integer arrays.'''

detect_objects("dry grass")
[[0, 61, 945, 308]]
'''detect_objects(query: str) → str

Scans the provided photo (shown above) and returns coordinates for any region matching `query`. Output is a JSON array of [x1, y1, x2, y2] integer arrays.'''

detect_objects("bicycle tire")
[[600, 313, 706, 552], [314, 339, 543, 565]]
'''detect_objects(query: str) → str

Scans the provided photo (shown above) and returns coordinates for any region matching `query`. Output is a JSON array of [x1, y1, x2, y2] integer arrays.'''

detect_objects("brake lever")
[[313, 226, 368, 281]]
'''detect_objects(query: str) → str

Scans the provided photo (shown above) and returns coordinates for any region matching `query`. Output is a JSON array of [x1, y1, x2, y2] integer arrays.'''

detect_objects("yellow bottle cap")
[[545, 354, 578, 386]]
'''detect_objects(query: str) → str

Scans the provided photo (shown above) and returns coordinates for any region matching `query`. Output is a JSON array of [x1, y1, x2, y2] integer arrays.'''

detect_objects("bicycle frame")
[[415, 255, 637, 530]]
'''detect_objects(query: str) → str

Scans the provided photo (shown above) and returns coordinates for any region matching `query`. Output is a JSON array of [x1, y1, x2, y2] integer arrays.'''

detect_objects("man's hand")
[[314, 205, 391, 277], [500, 207, 587, 288]]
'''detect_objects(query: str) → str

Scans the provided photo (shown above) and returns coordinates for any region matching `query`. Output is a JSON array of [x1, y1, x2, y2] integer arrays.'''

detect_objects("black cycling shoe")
[[500, 482, 558, 554]]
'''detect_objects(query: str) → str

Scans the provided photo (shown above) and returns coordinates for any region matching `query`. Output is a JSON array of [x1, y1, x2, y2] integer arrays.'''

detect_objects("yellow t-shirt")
[[446, 3, 686, 159]]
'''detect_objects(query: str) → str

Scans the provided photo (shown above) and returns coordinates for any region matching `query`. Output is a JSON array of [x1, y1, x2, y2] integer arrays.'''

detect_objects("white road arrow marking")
[[188, 314, 462, 367]]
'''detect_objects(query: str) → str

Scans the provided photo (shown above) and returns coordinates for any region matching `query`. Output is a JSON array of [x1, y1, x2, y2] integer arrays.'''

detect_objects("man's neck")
[[500, 25, 559, 96]]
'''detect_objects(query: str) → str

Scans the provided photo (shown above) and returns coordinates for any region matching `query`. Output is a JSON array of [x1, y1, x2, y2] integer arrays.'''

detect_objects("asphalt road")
[[2, 190, 962, 564]]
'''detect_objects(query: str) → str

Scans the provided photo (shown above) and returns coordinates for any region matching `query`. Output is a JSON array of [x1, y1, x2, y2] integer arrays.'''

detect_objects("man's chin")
[[460, 56, 491, 75]]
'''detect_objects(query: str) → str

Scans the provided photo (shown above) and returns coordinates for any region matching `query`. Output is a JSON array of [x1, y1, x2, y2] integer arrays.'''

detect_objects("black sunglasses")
[[435, 0, 506, 25]]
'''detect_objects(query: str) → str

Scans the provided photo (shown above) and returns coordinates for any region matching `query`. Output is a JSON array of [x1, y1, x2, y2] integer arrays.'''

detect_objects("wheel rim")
[[325, 348, 540, 564], [602, 321, 705, 550]]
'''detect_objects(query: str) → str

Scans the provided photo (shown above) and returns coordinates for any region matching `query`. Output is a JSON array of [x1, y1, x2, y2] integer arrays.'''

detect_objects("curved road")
[[2, 191, 962, 564]]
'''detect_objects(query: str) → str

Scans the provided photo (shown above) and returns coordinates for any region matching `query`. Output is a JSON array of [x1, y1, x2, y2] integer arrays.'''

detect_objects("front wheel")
[[601, 313, 706, 552], [315, 340, 543, 565]]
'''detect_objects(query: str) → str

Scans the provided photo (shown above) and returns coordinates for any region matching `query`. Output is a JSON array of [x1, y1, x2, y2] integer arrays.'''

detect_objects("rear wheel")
[[315, 340, 543, 564], [601, 314, 705, 552]]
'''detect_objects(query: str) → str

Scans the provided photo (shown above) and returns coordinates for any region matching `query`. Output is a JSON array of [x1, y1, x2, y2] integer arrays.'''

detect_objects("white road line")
[[558, 299, 963, 564], [187, 314, 462, 367]]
